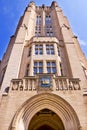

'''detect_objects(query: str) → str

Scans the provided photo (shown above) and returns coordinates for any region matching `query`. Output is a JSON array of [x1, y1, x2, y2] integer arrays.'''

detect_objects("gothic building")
[[0, 1, 87, 130]]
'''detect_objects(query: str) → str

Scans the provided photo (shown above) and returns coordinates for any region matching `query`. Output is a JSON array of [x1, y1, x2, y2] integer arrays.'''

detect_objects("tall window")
[[60, 62, 63, 76], [36, 15, 41, 24], [47, 61, 56, 74], [82, 66, 87, 78], [58, 47, 60, 56], [45, 15, 53, 36], [46, 45, 54, 55], [35, 15, 41, 36], [35, 45, 43, 55], [46, 26, 53, 36], [46, 15, 51, 24], [28, 47, 31, 57], [34, 61, 43, 75], [0, 66, 7, 86], [25, 64, 30, 76]]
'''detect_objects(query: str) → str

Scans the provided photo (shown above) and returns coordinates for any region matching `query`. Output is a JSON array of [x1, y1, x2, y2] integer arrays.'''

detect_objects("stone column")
[[54, 43, 58, 56], [43, 43, 46, 55], [43, 60, 47, 73], [42, 10, 45, 36], [56, 58, 61, 76], [29, 44, 35, 76]]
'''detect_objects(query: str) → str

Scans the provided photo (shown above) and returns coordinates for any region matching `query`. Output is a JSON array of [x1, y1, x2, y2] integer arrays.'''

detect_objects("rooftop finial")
[[30, 1, 35, 4], [42, 4, 45, 8], [51, 1, 58, 7], [29, 1, 36, 6], [28, 1, 36, 9]]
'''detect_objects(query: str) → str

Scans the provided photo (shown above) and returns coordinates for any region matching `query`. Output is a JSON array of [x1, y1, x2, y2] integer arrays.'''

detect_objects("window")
[[82, 66, 87, 78], [0, 66, 7, 86], [35, 15, 41, 36], [35, 45, 43, 55], [49, 26, 52, 31], [36, 15, 41, 25], [47, 32, 50, 36], [35, 25, 41, 36], [35, 31, 41, 36], [28, 47, 31, 57], [35, 32, 41, 36], [46, 26, 53, 36], [46, 31, 53, 36], [46, 15, 51, 24], [60, 63, 63, 76], [34, 61, 43, 75], [50, 32, 53, 36], [58, 47, 60, 56], [46, 45, 54, 55], [47, 61, 56, 74], [35, 26, 41, 31], [25, 64, 30, 76], [45, 15, 53, 36]]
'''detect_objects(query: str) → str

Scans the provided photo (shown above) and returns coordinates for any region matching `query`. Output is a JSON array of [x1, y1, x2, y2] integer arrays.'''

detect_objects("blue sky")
[[0, 0, 87, 60]]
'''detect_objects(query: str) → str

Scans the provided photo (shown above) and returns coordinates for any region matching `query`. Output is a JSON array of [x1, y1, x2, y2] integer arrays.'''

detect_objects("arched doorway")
[[28, 109, 65, 130], [11, 93, 80, 130]]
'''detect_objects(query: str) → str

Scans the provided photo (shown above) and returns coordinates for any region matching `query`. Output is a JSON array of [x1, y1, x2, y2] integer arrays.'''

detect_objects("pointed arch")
[[11, 93, 80, 130]]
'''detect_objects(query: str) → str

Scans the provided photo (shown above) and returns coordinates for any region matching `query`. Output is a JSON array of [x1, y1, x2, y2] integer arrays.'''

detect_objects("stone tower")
[[0, 1, 87, 130]]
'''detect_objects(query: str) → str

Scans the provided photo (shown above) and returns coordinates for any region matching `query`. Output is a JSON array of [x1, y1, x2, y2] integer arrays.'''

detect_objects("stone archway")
[[28, 109, 65, 130], [11, 93, 80, 130]]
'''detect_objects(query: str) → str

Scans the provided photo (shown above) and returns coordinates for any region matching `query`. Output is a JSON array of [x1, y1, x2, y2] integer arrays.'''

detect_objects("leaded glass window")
[[34, 61, 43, 75], [46, 45, 54, 55], [47, 61, 56, 74], [35, 45, 43, 55]]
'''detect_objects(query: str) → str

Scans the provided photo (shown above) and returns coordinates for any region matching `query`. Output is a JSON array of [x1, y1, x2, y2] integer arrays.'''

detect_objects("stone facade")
[[0, 1, 87, 130]]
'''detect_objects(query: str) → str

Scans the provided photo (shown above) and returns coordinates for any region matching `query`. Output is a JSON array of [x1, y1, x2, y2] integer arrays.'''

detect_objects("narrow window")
[[0, 66, 7, 86], [25, 64, 30, 76], [85, 69, 87, 78], [60, 63, 63, 76], [45, 15, 53, 36], [28, 47, 31, 57], [36, 15, 41, 25], [58, 47, 60, 56], [46, 15, 51, 24], [82, 66, 87, 78], [35, 15, 41, 36]]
